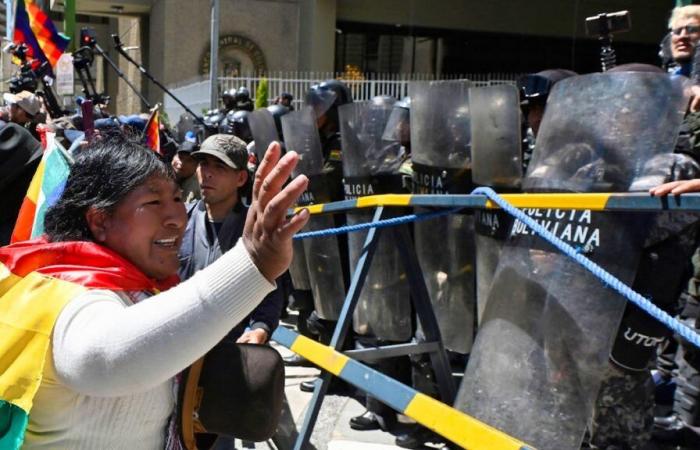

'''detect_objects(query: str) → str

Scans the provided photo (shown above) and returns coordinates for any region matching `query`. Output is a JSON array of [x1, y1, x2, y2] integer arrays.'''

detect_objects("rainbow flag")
[[10, 134, 72, 244], [0, 238, 178, 449], [144, 106, 162, 155], [13, 0, 71, 70]]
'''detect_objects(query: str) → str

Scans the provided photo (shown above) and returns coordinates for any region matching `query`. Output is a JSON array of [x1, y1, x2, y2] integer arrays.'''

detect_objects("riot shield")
[[469, 84, 522, 324], [382, 103, 410, 143], [249, 109, 279, 161], [525, 73, 688, 193], [409, 80, 476, 354], [340, 100, 412, 343], [455, 72, 690, 450], [282, 108, 346, 320], [474, 210, 514, 324], [470, 85, 522, 189]]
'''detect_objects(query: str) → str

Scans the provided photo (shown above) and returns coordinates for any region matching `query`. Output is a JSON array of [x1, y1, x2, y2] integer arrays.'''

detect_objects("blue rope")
[[472, 186, 700, 350], [293, 207, 460, 240]]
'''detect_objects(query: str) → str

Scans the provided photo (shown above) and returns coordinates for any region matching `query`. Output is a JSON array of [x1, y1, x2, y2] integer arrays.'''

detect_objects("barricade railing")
[[275, 190, 700, 449], [271, 326, 535, 450]]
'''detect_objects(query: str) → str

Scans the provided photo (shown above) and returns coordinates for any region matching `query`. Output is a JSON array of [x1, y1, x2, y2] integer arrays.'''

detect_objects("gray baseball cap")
[[4, 91, 41, 116], [192, 134, 248, 169]]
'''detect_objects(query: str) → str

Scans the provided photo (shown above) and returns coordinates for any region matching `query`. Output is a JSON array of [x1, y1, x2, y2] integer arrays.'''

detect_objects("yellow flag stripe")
[[25, 158, 46, 205], [0, 270, 85, 412]]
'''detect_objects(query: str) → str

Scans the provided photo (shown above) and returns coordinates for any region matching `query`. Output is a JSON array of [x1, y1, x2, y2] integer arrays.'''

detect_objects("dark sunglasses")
[[671, 25, 700, 36]]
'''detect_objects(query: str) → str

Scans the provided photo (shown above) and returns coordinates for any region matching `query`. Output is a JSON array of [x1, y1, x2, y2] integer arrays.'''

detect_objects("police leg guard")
[[355, 336, 410, 428], [410, 350, 440, 399], [590, 361, 655, 450], [288, 289, 315, 339], [674, 313, 700, 428], [306, 311, 341, 347]]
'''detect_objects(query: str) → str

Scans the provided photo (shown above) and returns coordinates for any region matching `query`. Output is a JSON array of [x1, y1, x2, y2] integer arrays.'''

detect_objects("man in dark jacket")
[[178, 133, 282, 344]]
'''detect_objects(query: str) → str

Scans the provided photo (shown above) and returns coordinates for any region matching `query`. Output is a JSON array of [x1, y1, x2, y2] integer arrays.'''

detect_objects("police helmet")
[[266, 104, 290, 139], [229, 109, 252, 143], [517, 69, 577, 103]]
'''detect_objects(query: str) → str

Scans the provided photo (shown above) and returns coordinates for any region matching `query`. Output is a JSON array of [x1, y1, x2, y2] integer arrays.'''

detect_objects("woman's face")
[[94, 175, 187, 280]]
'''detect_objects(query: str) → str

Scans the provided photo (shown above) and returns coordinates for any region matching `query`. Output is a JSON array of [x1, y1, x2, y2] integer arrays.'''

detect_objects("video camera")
[[4, 43, 39, 93], [2, 42, 66, 118]]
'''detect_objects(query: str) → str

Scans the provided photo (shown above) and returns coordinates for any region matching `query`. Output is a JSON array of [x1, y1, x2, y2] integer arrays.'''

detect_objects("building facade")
[[36, 0, 676, 114]]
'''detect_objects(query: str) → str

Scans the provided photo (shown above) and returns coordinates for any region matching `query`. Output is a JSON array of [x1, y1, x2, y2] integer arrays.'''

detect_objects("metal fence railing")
[[163, 71, 520, 121]]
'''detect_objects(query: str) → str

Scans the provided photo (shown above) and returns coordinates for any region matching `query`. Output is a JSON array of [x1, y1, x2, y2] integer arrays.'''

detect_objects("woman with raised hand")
[[0, 134, 308, 450]]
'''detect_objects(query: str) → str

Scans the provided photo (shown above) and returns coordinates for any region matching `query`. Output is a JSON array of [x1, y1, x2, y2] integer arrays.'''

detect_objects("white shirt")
[[24, 242, 274, 449]]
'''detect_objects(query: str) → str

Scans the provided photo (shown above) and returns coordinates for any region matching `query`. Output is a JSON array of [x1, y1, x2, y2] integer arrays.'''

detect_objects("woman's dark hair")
[[44, 131, 174, 242]]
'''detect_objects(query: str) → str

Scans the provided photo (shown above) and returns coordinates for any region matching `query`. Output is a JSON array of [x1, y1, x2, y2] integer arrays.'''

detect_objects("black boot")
[[349, 410, 382, 431], [395, 425, 444, 449], [283, 354, 314, 367], [299, 377, 353, 395]]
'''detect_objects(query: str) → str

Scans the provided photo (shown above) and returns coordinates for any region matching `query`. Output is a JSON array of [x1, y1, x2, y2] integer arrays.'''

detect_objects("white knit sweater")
[[24, 241, 275, 450]]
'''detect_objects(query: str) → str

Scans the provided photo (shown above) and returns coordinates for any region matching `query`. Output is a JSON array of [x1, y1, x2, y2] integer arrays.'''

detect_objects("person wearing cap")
[[172, 140, 201, 204], [177, 134, 286, 448], [4, 90, 43, 140], [179, 134, 282, 343]]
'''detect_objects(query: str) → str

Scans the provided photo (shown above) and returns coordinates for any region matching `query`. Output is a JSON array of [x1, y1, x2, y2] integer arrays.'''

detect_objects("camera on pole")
[[3, 43, 66, 118], [72, 27, 110, 107], [585, 11, 631, 72]]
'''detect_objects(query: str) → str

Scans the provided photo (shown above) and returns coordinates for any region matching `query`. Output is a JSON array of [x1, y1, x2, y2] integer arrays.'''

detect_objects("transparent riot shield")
[[469, 84, 522, 324], [455, 71, 690, 450], [410, 80, 476, 353], [340, 100, 412, 342], [249, 109, 279, 161], [282, 108, 346, 319], [470, 84, 522, 189], [525, 72, 689, 193], [474, 210, 513, 324]]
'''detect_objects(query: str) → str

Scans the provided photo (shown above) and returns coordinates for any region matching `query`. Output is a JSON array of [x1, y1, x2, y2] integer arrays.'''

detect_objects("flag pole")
[[63, 0, 76, 52]]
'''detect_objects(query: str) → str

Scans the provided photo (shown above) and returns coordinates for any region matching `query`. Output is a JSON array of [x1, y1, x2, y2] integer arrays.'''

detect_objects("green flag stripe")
[[0, 401, 28, 450]]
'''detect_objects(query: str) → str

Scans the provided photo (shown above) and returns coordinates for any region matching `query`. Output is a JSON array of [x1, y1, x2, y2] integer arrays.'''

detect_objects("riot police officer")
[[274, 92, 295, 110], [200, 88, 237, 139], [220, 109, 253, 144], [455, 66, 695, 450], [232, 86, 254, 112], [588, 64, 700, 450], [286, 80, 354, 373], [339, 94, 413, 431], [517, 69, 577, 169]]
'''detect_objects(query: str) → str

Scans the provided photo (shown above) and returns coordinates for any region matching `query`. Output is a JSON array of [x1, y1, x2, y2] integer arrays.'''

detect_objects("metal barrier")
[[291, 192, 700, 216], [272, 327, 535, 450], [277, 191, 700, 449]]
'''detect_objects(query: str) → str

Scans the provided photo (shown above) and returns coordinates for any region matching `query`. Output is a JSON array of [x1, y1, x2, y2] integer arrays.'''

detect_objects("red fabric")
[[10, 197, 37, 244], [0, 238, 179, 292], [144, 110, 161, 156]]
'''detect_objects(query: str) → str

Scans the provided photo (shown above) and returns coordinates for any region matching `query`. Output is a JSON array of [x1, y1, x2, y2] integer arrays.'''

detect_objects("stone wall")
[[148, 0, 304, 104]]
